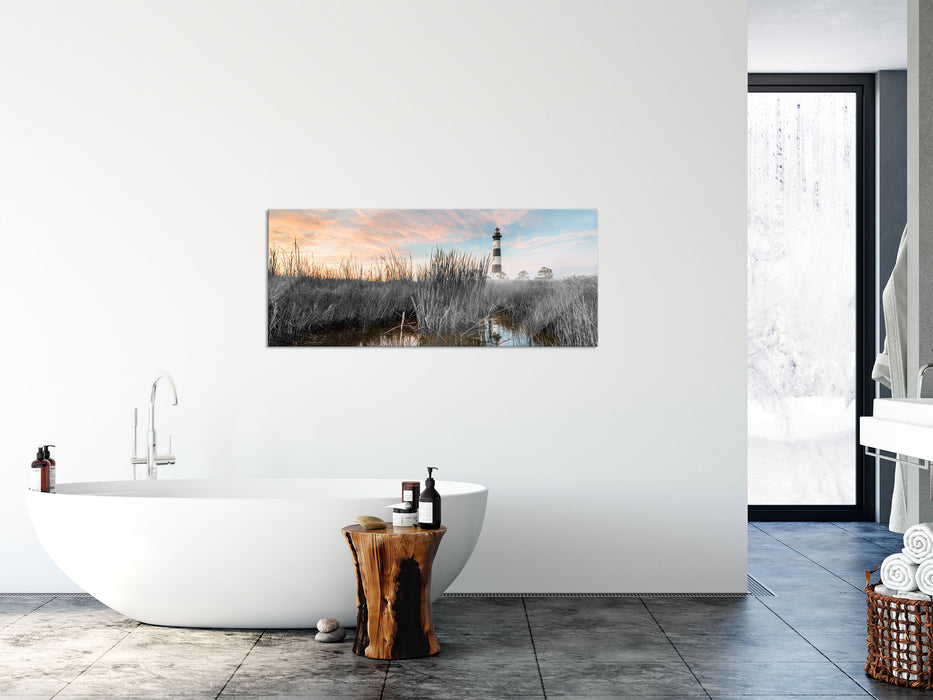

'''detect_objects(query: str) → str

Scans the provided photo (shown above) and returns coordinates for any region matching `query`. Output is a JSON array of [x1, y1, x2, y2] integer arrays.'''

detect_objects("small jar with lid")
[[386, 502, 418, 527]]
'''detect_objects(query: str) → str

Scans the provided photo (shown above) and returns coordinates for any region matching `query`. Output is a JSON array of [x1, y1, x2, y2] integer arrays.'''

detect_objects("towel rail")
[[864, 447, 929, 470], [864, 447, 933, 500]]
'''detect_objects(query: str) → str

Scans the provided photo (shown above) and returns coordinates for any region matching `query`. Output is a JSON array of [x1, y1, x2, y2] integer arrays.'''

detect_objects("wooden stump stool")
[[342, 524, 446, 660]]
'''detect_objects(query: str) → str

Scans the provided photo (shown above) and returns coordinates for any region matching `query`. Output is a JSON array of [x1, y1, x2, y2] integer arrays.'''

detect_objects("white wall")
[[0, 0, 748, 593]]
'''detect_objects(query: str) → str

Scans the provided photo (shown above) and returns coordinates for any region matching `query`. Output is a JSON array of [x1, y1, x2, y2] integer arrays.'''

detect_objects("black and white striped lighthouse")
[[491, 226, 503, 275]]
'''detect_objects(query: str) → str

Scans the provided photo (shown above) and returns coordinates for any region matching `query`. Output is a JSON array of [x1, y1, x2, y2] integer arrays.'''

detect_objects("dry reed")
[[268, 241, 597, 346], [412, 248, 492, 336]]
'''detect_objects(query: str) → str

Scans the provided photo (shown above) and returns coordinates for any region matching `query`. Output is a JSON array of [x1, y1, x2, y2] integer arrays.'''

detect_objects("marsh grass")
[[489, 276, 598, 347], [267, 242, 420, 344], [413, 249, 492, 335], [269, 277, 418, 344], [267, 241, 597, 346], [268, 240, 414, 282]]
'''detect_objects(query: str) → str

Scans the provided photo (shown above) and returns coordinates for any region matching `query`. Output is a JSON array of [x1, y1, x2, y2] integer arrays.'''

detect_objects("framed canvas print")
[[267, 209, 597, 347]]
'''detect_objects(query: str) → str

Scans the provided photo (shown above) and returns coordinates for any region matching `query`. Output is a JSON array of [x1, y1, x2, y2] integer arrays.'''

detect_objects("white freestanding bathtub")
[[24, 478, 487, 629]]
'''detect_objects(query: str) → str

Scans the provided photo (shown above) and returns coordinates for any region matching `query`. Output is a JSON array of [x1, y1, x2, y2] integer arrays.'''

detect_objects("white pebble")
[[317, 617, 339, 633]]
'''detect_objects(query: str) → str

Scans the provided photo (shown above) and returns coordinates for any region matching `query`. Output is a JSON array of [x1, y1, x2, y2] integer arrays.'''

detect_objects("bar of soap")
[[354, 515, 387, 530]]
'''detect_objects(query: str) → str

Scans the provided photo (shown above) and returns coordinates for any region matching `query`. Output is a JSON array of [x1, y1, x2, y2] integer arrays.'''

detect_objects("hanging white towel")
[[904, 523, 933, 563], [873, 225, 910, 532], [881, 552, 920, 591]]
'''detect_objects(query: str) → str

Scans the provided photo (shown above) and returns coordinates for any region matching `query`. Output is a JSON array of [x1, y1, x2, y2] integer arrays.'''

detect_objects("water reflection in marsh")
[[297, 312, 555, 347]]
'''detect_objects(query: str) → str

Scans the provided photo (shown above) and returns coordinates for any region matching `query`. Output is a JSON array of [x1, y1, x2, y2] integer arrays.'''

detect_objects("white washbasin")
[[860, 398, 933, 462], [872, 398, 933, 425]]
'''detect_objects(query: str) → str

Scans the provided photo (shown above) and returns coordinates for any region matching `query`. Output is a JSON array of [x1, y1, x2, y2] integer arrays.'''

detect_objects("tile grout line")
[[831, 521, 904, 550], [752, 525, 877, 697], [25, 595, 58, 613], [521, 597, 548, 699], [754, 596, 875, 697], [637, 598, 712, 699], [0, 594, 56, 631], [752, 525, 865, 592], [214, 630, 265, 699], [379, 659, 390, 700], [48, 613, 141, 697], [756, 521, 898, 554]]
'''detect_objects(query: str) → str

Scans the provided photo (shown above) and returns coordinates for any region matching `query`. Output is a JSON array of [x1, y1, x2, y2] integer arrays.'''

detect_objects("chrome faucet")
[[920, 364, 933, 399], [131, 372, 177, 479]]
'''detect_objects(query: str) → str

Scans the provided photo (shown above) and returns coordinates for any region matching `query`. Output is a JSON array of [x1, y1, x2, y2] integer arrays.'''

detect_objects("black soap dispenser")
[[418, 467, 441, 529]]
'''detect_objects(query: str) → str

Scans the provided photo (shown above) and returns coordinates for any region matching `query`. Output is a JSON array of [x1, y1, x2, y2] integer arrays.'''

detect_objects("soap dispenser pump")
[[418, 466, 441, 529]]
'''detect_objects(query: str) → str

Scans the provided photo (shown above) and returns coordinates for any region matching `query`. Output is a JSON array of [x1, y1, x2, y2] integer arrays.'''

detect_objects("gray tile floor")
[[0, 522, 921, 698]]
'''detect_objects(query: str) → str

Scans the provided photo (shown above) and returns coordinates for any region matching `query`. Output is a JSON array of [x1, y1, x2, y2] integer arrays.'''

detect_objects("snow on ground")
[[748, 397, 855, 505]]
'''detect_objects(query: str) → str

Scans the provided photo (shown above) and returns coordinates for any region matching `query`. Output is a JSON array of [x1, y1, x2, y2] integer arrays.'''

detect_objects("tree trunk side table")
[[342, 524, 446, 660]]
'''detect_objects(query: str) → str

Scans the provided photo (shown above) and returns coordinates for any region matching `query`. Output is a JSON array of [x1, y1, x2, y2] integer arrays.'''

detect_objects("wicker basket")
[[866, 569, 933, 689]]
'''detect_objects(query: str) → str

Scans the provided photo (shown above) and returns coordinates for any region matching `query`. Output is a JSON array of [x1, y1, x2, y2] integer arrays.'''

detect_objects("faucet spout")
[[131, 372, 179, 479], [149, 373, 178, 432]]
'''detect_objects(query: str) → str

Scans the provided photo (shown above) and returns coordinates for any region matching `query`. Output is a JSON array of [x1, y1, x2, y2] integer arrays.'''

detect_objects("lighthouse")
[[491, 226, 503, 276]]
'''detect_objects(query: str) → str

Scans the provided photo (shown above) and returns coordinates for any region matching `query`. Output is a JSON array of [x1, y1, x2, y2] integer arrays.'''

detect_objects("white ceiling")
[[749, 0, 907, 73]]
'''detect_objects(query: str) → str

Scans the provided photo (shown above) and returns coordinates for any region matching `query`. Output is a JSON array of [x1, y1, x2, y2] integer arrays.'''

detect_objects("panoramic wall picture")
[[267, 209, 598, 347]]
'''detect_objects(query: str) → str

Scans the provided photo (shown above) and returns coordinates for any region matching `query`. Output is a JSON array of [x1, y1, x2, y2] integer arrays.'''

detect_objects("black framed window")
[[747, 74, 875, 521]]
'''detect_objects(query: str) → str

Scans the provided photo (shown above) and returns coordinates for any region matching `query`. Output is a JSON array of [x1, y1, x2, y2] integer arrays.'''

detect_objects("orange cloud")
[[267, 209, 597, 277]]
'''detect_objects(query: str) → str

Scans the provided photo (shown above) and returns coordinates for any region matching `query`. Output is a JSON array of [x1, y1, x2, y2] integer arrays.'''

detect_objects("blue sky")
[[268, 209, 598, 278]]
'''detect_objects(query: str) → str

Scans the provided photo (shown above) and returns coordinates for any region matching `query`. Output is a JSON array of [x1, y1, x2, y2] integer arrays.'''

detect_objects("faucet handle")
[[131, 408, 139, 480], [158, 434, 175, 465]]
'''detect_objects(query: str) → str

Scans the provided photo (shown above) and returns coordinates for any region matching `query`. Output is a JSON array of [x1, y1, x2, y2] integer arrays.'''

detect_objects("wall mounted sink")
[[860, 398, 933, 462]]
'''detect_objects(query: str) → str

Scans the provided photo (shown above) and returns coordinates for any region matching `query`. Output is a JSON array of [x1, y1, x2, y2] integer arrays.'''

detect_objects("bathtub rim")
[[33, 477, 488, 501]]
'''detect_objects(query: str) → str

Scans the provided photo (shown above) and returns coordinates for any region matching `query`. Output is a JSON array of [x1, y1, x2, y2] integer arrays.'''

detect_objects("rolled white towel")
[[881, 552, 920, 591], [903, 523, 933, 563], [875, 576, 930, 683], [876, 583, 933, 601], [917, 559, 933, 596]]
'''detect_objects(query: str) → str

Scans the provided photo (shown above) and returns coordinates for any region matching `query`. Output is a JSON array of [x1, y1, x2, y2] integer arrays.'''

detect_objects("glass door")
[[747, 75, 874, 520]]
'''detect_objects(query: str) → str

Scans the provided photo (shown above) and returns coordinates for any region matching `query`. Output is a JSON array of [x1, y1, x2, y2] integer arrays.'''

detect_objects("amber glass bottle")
[[402, 480, 420, 509], [30, 447, 49, 493], [42, 445, 56, 493]]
